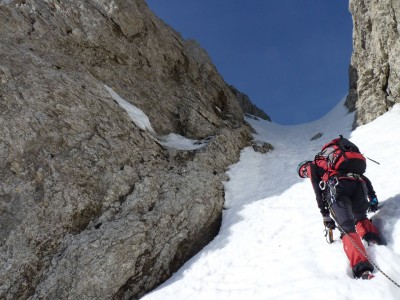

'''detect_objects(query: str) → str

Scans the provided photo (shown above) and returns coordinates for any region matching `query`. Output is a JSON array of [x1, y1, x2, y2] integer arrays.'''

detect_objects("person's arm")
[[362, 175, 379, 212], [362, 175, 376, 198], [307, 164, 329, 216]]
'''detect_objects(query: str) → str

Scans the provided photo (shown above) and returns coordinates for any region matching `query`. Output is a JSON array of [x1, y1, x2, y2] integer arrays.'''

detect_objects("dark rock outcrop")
[[230, 85, 271, 121], [346, 0, 400, 127], [0, 0, 253, 299]]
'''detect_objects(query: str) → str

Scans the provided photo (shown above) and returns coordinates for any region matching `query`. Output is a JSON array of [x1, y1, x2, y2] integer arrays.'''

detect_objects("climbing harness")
[[319, 177, 339, 202], [319, 180, 335, 244], [319, 179, 338, 244]]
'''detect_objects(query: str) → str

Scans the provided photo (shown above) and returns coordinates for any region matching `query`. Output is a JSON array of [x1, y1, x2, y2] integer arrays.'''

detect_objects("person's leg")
[[342, 233, 373, 278], [330, 182, 355, 233], [356, 219, 382, 244], [351, 181, 369, 223], [352, 181, 382, 245], [331, 180, 373, 277]]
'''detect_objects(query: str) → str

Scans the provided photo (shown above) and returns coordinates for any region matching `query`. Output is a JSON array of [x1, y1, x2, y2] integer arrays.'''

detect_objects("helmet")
[[297, 160, 311, 178]]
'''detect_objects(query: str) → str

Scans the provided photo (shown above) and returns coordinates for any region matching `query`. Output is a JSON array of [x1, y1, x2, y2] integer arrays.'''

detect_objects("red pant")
[[342, 232, 373, 277], [356, 218, 380, 239]]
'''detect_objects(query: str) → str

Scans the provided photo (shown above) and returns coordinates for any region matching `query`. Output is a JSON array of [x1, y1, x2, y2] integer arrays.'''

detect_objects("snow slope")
[[143, 99, 400, 300]]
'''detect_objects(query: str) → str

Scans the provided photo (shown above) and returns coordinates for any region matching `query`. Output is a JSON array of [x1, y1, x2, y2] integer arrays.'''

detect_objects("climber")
[[297, 137, 383, 280]]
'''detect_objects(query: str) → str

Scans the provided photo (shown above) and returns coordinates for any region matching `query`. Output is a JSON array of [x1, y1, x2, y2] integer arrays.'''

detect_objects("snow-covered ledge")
[[104, 85, 212, 151]]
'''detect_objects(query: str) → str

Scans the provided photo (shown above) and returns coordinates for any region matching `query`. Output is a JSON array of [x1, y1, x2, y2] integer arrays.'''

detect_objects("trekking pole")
[[365, 156, 380, 165]]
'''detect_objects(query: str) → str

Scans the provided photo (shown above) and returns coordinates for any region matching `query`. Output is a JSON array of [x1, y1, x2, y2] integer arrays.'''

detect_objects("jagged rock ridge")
[[229, 85, 271, 121]]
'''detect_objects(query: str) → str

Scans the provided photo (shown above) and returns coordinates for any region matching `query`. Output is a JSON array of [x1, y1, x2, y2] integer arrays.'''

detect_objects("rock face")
[[346, 0, 400, 127], [0, 0, 254, 299], [229, 85, 271, 121]]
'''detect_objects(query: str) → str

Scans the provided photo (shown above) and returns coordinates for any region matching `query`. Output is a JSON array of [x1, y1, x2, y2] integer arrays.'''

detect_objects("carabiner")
[[319, 180, 326, 190]]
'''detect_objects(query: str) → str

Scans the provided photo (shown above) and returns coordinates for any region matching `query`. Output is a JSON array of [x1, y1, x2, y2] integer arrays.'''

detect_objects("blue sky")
[[146, 1, 353, 125]]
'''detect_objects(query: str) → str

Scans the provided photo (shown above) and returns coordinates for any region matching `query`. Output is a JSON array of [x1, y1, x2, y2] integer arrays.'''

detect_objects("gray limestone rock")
[[230, 85, 271, 121], [0, 0, 254, 299], [346, 0, 400, 127]]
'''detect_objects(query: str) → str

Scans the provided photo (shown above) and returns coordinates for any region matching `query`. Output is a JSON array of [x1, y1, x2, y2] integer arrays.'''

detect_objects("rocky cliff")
[[0, 0, 255, 299], [229, 85, 271, 121], [346, 0, 400, 127]]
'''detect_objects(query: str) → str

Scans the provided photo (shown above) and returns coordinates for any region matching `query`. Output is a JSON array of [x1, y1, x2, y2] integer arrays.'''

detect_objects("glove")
[[322, 214, 336, 229], [368, 197, 379, 213]]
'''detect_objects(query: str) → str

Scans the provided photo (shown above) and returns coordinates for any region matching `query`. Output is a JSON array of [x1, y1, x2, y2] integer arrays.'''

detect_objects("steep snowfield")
[[143, 99, 400, 300]]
